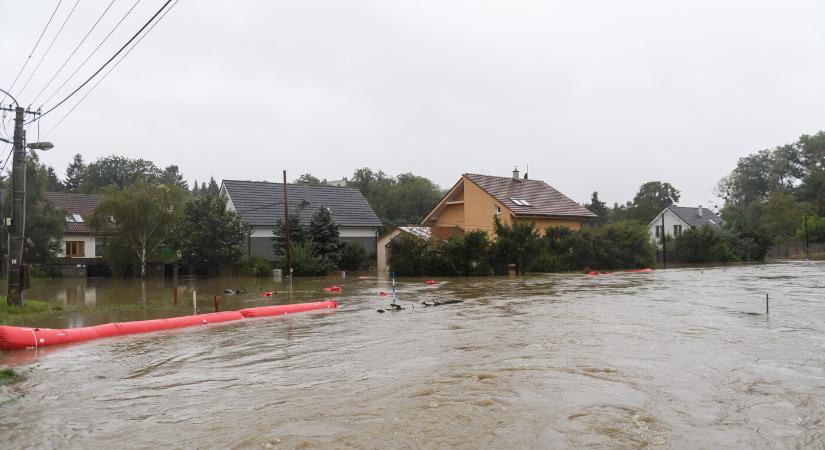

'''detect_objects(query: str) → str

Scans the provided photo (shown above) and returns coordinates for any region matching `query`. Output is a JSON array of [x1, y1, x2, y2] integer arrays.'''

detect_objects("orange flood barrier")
[[0, 300, 337, 350]]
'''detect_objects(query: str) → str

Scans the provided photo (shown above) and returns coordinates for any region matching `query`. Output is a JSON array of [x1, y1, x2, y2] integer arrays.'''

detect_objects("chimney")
[[698, 205, 703, 218], [512, 166, 520, 180]]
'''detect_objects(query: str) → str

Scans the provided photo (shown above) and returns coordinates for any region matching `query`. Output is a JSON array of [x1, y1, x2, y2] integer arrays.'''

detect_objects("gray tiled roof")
[[464, 174, 596, 218], [0, 189, 99, 234], [667, 206, 723, 228], [222, 180, 382, 228]]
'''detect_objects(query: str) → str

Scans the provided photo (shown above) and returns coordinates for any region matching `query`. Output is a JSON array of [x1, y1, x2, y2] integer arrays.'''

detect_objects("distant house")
[[376, 168, 596, 271], [648, 205, 723, 245], [220, 180, 382, 262], [1, 189, 104, 276], [47, 191, 101, 261], [422, 169, 596, 236]]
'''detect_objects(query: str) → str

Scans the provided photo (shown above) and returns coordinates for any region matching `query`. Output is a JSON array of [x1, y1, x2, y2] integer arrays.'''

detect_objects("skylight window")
[[65, 214, 84, 223], [510, 198, 532, 206]]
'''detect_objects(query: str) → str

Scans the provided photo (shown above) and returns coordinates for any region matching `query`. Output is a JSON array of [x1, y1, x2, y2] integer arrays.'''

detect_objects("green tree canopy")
[[173, 195, 248, 275], [80, 155, 163, 193], [64, 153, 86, 192], [90, 182, 186, 277], [584, 191, 609, 225], [1, 153, 64, 264], [347, 167, 442, 229], [628, 181, 681, 223]]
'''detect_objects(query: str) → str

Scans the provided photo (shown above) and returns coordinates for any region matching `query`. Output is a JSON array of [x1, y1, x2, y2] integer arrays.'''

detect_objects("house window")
[[65, 241, 85, 257], [655, 225, 661, 237], [494, 204, 501, 215], [510, 198, 532, 206], [673, 225, 683, 236], [65, 213, 84, 223]]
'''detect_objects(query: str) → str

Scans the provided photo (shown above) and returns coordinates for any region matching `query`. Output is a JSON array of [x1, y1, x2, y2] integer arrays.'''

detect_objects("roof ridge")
[[223, 179, 356, 189], [463, 173, 544, 183]]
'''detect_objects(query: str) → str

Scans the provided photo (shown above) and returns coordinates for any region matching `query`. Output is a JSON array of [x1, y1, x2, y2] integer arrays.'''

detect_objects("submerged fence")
[[766, 242, 825, 259]]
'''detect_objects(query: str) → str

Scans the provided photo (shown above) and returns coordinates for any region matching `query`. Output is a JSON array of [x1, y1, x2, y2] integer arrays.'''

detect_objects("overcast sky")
[[3, 0, 824, 209]]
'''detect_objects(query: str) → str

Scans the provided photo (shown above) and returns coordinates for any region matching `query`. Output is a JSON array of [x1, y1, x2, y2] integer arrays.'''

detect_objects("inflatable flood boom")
[[0, 300, 336, 350]]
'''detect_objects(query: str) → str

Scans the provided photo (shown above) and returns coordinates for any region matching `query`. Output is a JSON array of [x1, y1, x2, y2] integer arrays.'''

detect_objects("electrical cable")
[[17, 0, 82, 99], [3, 0, 64, 103], [42, 0, 181, 136], [32, 0, 174, 124], [0, 147, 14, 175], [30, 0, 118, 108], [40, 0, 145, 109]]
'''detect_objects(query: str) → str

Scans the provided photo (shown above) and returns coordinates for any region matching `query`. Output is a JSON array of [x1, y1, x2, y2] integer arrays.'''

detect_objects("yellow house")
[[421, 169, 596, 236]]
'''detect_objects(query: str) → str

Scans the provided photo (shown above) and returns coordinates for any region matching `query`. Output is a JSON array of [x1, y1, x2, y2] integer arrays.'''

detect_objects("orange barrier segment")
[[0, 300, 336, 350]]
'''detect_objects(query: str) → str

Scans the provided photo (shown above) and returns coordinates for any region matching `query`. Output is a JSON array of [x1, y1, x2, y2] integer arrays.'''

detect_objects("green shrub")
[[281, 239, 324, 276], [339, 242, 369, 271], [673, 226, 741, 263], [238, 256, 274, 277], [590, 221, 656, 269]]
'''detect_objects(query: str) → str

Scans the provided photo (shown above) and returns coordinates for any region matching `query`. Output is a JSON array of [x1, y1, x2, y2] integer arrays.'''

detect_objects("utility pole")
[[7, 107, 26, 306], [282, 170, 292, 280], [2, 93, 51, 307], [804, 215, 810, 260]]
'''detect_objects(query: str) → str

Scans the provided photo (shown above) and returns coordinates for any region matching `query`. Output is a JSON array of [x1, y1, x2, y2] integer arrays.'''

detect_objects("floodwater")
[[1, 262, 824, 449]]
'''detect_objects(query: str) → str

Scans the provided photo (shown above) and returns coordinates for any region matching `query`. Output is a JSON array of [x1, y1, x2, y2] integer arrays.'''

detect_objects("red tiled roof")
[[464, 173, 596, 219]]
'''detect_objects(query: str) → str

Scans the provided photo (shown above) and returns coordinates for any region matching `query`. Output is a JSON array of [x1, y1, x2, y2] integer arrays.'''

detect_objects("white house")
[[648, 205, 723, 246], [220, 179, 382, 261]]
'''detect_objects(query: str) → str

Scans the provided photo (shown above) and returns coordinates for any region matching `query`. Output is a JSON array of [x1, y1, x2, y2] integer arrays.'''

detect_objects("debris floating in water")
[[323, 285, 342, 293]]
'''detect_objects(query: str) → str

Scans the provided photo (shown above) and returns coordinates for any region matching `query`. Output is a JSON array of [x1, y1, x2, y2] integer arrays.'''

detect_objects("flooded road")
[[1, 262, 824, 449]]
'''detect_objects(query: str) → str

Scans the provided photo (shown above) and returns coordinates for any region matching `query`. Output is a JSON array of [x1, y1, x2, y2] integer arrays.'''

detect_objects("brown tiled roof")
[[45, 191, 99, 234], [0, 189, 99, 234], [464, 173, 596, 219]]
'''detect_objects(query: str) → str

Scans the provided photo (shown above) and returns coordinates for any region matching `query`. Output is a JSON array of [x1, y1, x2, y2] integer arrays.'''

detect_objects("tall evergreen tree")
[[309, 206, 343, 265], [64, 153, 87, 192], [207, 177, 220, 196], [46, 166, 64, 191]]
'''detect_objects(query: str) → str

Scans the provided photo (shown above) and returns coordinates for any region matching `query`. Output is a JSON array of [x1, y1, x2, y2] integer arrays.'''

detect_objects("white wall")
[[57, 234, 96, 258], [648, 209, 690, 246]]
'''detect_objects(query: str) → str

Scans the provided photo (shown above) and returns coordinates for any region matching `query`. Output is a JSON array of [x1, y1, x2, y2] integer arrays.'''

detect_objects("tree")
[[45, 166, 64, 191], [64, 153, 86, 192], [272, 212, 307, 262], [293, 173, 326, 185], [348, 167, 442, 229], [1, 153, 64, 264], [206, 177, 219, 196], [672, 226, 739, 263], [590, 221, 656, 269], [81, 155, 163, 193], [90, 182, 186, 277], [628, 181, 680, 223], [161, 165, 188, 190], [308, 206, 343, 269], [173, 195, 248, 275], [584, 191, 609, 225], [490, 217, 541, 274]]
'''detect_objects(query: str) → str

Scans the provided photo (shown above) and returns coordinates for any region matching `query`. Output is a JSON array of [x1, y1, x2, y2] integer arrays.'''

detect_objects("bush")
[[673, 226, 740, 263], [339, 242, 369, 271], [281, 239, 324, 276], [802, 216, 825, 243], [387, 233, 435, 276], [590, 221, 656, 269], [237, 256, 274, 277]]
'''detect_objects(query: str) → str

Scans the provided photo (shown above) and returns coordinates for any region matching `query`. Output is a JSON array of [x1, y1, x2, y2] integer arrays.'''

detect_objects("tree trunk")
[[139, 245, 146, 278]]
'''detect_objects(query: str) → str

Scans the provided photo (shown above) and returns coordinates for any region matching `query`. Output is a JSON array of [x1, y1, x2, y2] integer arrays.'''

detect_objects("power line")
[[0, 146, 14, 174], [40, 0, 145, 109], [17, 0, 82, 99], [42, 0, 182, 136], [30, 0, 118, 108], [2, 0, 63, 105], [33, 0, 173, 123]]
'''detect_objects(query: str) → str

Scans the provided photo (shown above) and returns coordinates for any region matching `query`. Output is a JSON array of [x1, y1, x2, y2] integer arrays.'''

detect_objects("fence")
[[766, 242, 825, 259]]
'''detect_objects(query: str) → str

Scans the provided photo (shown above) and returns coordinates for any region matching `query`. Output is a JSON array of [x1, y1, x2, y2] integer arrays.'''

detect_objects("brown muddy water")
[[1, 262, 824, 449]]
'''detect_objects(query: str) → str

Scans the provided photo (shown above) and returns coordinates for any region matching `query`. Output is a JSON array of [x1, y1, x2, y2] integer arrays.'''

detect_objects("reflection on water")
[[1, 262, 825, 449]]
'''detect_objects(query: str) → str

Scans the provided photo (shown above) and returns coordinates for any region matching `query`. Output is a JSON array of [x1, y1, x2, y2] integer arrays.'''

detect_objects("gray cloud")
[[3, 0, 824, 209]]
